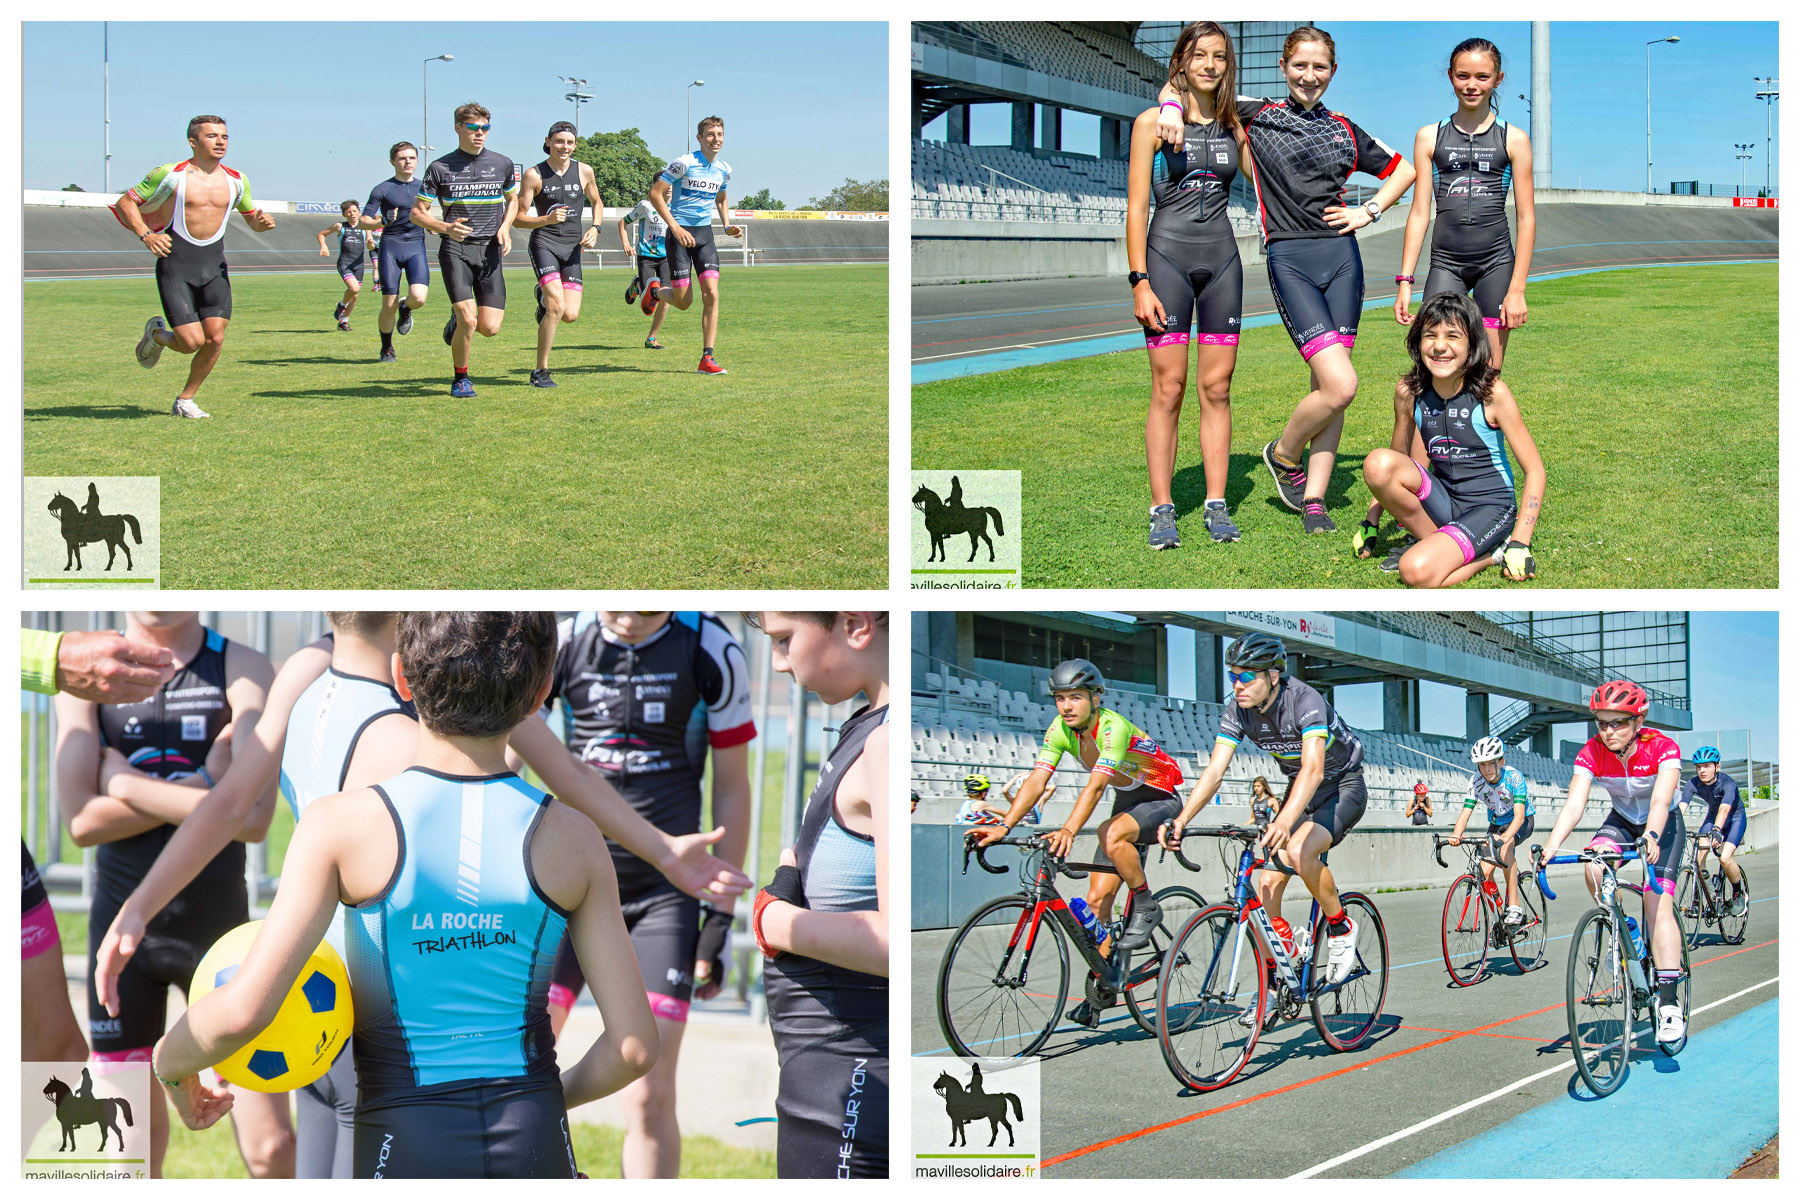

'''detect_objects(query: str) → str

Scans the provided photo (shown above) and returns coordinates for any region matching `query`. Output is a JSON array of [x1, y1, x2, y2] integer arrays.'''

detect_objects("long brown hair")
[[1400, 292, 1498, 404], [1167, 22, 1242, 138]]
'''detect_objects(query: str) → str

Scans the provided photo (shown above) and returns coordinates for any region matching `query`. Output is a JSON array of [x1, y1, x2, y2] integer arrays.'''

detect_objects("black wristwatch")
[[1128, 270, 1150, 287]]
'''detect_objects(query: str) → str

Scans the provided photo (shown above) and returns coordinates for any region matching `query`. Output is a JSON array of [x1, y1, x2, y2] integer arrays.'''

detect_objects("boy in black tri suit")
[[315, 200, 371, 331], [515, 121, 603, 387], [53, 612, 285, 1177], [114, 115, 276, 418], [748, 611, 889, 1179], [412, 101, 520, 398]]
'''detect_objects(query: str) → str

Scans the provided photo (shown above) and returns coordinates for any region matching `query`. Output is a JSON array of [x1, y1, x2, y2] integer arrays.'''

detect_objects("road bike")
[[1674, 828, 1749, 950], [1433, 831, 1548, 984]]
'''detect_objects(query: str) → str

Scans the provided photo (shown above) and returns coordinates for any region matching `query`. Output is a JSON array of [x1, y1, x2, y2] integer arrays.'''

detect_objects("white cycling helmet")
[[1470, 736, 1506, 764]]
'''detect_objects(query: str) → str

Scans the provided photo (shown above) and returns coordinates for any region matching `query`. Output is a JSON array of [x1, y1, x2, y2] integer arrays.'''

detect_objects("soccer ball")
[[188, 921, 352, 1093]]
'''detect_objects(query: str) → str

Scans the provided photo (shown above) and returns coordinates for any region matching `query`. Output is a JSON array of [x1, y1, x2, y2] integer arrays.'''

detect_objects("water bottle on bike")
[[1068, 897, 1110, 950]]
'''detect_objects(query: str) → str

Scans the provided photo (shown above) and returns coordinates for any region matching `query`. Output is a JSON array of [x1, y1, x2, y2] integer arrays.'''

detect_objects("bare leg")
[[698, 274, 721, 350], [1144, 345, 1189, 508], [178, 317, 230, 400], [1274, 345, 1358, 501], [536, 279, 566, 370], [619, 1017, 685, 1177], [1195, 343, 1237, 503]]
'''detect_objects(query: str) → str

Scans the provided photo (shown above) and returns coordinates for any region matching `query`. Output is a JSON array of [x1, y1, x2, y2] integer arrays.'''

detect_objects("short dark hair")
[[389, 141, 418, 161], [697, 115, 724, 137], [397, 612, 556, 738], [187, 115, 227, 141], [741, 612, 890, 631], [325, 612, 396, 637], [339, 199, 359, 215], [453, 101, 492, 126]]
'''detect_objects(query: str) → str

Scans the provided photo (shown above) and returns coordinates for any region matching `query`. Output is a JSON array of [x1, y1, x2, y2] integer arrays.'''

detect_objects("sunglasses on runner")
[[463, 123, 492, 132], [1594, 715, 1639, 731]]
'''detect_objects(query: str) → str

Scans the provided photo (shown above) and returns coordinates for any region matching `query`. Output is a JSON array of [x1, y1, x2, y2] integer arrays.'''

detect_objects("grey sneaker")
[[1202, 500, 1241, 542], [1148, 504, 1181, 550], [1380, 535, 1417, 572], [170, 397, 210, 419], [136, 316, 167, 368], [1302, 500, 1336, 535], [1262, 441, 1307, 512]]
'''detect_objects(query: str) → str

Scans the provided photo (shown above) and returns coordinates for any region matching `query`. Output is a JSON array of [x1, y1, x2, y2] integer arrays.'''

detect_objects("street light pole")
[[1754, 77, 1779, 196], [423, 53, 454, 155], [1735, 142, 1755, 194], [687, 80, 706, 149], [103, 23, 110, 192], [557, 76, 592, 140], [1646, 36, 1680, 194]]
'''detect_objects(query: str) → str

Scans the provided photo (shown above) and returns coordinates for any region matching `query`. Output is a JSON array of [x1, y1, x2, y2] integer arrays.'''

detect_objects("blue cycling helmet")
[[1691, 746, 1721, 764]]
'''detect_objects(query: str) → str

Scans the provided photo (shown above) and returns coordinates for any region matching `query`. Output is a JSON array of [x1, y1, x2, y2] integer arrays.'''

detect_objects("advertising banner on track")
[[1222, 611, 1337, 648]]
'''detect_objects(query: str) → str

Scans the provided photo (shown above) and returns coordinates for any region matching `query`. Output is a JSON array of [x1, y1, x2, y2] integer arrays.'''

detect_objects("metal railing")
[[1668, 180, 1779, 198]]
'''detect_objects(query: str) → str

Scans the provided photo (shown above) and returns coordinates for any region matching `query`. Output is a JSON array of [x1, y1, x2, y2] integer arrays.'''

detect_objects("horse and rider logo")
[[912, 475, 1008, 564], [932, 1061, 1025, 1147], [41, 1068, 136, 1154], [46, 482, 144, 572]]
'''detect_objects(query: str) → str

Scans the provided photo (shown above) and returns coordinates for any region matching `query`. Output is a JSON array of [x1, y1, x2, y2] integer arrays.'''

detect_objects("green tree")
[[574, 128, 667, 209], [737, 187, 785, 211], [801, 177, 888, 212], [62, 183, 85, 192]]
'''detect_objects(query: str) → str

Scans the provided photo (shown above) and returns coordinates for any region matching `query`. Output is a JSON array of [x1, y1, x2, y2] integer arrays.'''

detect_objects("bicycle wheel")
[[1508, 868, 1549, 973], [1125, 885, 1207, 1035], [1155, 904, 1264, 1092], [1658, 923, 1694, 1057], [1440, 875, 1490, 986], [1311, 892, 1389, 1051], [937, 895, 1071, 1059], [1565, 906, 1633, 1096], [1717, 866, 1749, 945], [1675, 866, 1703, 950]]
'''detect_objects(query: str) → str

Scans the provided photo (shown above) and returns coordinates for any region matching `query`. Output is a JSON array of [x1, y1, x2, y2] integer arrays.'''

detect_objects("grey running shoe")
[[378, 347, 397, 363], [396, 303, 414, 335], [1148, 504, 1181, 550], [170, 397, 210, 419], [1302, 500, 1336, 535], [1380, 535, 1417, 572], [442, 314, 457, 346], [529, 368, 557, 388], [1262, 441, 1307, 512], [136, 317, 167, 368], [1202, 500, 1241, 542]]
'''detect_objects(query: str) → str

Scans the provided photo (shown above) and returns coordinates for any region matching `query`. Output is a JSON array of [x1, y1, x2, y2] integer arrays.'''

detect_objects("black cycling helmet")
[[1047, 658, 1106, 695], [1225, 632, 1287, 673]]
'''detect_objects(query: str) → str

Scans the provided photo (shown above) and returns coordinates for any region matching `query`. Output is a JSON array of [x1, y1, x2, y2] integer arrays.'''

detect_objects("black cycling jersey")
[[1151, 121, 1239, 241], [336, 222, 368, 269], [1236, 95, 1400, 243], [419, 148, 520, 241], [548, 613, 756, 895], [1218, 676, 1363, 783], [1430, 115, 1513, 265], [1683, 773, 1743, 828], [1415, 381, 1515, 508], [364, 177, 424, 243], [529, 160, 586, 248]]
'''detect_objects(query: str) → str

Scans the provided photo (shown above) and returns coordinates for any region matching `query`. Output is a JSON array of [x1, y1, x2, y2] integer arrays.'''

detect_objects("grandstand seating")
[[912, 666, 1578, 822], [940, 21, 1165, 98]]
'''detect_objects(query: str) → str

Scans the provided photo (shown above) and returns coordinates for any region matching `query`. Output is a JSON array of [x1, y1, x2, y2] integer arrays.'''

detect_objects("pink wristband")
[[1160, 101, 1182, 112]]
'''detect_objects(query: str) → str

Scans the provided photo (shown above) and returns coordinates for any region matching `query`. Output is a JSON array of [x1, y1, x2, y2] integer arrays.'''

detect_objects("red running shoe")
[[696, 354, 727, 375]]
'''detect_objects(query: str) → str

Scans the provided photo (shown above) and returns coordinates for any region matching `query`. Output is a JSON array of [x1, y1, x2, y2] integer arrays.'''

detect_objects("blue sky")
[[25, 22, 888, 206], [1160, 613, 1777, 764], [937, 21, 1778, 194]]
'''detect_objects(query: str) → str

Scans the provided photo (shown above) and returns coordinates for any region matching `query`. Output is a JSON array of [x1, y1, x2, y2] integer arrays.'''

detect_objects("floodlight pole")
[[1754, 77, 1779, 196], [1646, 37, 1680, 194]]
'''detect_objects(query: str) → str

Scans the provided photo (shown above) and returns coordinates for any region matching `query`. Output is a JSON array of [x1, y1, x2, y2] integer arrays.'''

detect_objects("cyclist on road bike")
[[956, 774, 1009, 825], [970, 658, 1185, 1016], [1161, 632, 1367, 984], [1539, 679, 1687, 1043], [1682, 746, 1747, 913], [1447, 736, 1534, 934]]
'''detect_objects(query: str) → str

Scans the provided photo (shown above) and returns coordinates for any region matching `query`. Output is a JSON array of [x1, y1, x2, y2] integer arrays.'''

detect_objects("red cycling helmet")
[[1413, 783, 1429, 796], [1588, 679, 1648, 716]]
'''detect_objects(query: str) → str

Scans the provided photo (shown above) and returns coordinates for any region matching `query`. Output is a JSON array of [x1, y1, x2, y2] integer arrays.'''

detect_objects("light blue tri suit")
[[344, 766, 576, 1178], [658, 150, 732, 285]]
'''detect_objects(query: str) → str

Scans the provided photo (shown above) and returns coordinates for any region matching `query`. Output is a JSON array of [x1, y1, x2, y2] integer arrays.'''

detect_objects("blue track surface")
[[1398, 998, 1778, 1178]]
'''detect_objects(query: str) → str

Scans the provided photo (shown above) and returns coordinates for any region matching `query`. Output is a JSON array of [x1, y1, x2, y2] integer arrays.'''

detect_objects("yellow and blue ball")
[[189, 921, 352, 1093]]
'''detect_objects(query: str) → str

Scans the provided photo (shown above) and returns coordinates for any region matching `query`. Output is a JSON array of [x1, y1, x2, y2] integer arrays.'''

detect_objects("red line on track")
[[1040, 935, 1778, 1170]]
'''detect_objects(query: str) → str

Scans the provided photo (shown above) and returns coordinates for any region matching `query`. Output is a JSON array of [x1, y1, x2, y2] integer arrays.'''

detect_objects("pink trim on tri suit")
[[1443, 524, 1477, 564], [22, 899, 58, 959], [542, 272, 562, 285], [699, 270, 720, 281], [1199, 332, 1239, 345], [1300, 330, 1347, 360], [548, 982, 576, 1011], [671, 279, 692, 290], [342, 273, 357, 286], [1482, 317, 1502, 329], [1410, 458, 1433, 502], [93, 1047, 154, 1064], [1146, 332, 1190, 348], [648, 992, 690, 1023], [562, 281, 582, 293]]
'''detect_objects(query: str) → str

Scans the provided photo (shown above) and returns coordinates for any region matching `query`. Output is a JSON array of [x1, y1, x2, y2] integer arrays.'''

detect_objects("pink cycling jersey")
[[1571, 728, 1681, 825]]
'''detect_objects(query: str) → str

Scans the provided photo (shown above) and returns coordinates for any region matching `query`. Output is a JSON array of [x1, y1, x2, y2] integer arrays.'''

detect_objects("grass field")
[[25, 265, 886, 588], [913, 264, 1777, 589]]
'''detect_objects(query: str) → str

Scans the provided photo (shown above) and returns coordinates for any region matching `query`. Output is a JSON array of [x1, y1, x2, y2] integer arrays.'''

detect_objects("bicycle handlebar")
[[1531, 837, 1648, 903]]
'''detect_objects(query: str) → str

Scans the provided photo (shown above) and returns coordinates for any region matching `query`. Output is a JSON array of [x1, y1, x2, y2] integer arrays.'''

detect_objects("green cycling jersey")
[[1035, 707, 1185, 795]]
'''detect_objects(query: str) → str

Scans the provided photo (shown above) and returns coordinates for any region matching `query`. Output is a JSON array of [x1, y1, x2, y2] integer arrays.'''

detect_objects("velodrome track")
[[910, 845, 1779, 1178], [22, 204, 887, 279], [911, 203, 1777, 379]]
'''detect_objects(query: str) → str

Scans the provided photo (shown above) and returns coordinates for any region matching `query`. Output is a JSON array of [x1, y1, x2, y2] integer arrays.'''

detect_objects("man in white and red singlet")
[[1540, 679, 1687, 1043]]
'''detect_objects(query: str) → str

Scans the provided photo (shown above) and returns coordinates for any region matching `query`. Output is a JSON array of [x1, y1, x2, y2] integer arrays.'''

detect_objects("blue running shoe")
[[450, 376, 476, 398]]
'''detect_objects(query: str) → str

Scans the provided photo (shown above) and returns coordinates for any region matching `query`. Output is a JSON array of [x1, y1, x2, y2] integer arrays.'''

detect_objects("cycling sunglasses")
[[462, 122, 492, 133], [1594, 715, 1639, 731]]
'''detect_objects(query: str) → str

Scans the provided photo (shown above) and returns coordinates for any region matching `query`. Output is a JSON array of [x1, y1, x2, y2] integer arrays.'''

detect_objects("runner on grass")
[[621, 189, 673, 349], [1159, 25, 1415, 534], [116, 116, 276, 419], [54, 612, 285, 1178], [971, 658, 1186, 1023], [364, 142, 429, 363], [650, 116, 744, 375], [149, 612, 660, 1178], [1355, 292, 1544, 586], [1130, 21, 1247, 550], [412, 102, 520, 398], [748, 611, 889, 1178], [516, 122, 602, 388], [315, 200, 371, 332], [1394, 37, 1535, 368], [1162, 632, 1368, 984]]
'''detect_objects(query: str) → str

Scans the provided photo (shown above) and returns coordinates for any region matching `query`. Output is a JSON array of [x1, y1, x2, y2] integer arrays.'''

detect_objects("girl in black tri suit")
[[1159, 26, 1416, 536], [1357, 291, 1546, 588], [516, 121, 603, 388], [748, 612, 889, 1178], [1128, 22, 1249, 551], [317, 199, 372, 331]]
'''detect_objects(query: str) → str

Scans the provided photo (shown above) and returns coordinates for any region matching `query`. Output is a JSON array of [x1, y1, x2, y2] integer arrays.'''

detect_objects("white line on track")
[[912, 329, 1142, 362], [1288, 974, 1779, 1179]]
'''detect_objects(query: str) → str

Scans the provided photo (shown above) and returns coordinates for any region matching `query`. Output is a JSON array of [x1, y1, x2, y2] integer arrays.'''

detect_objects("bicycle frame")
[[1000, 846, 1126, 989], [1537, 845, 1667, 990], [1208, 837, 1340, 1005]]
